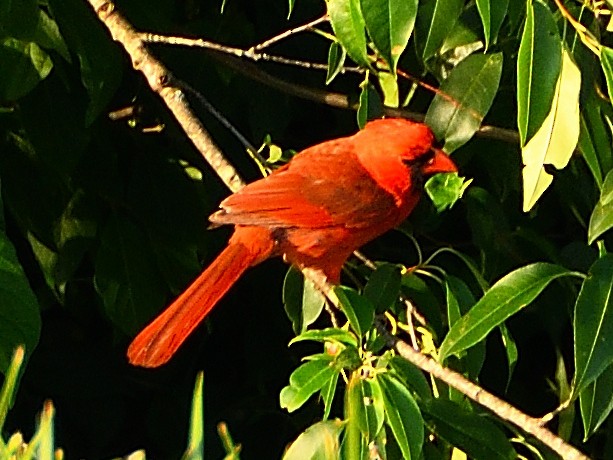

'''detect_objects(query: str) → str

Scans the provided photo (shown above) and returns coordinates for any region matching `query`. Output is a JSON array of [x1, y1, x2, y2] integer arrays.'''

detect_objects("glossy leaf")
[[0, 38, 53, 101], [326, 41, 346, 84], [415, 0, 464, 62], [280, 358, 337, 412], [360, 0, 417, 72], [283, 266, 326, 334], [440, 263, 574, 360], [579, 114, 604, 189], [580, 363, 613, 438], [588, 170, 613, 244], [522, 49, 581, 211], [357, 80, 383, 129], [422, 399, 515, 460], [388, 356, 432, 401], [379, 373, 423, 459], [321, 371, 340, 421], [425, 52, 502, 153], [601, 47, 613, 111], [377, 71, 399, 107], [343, 372, 367, 460], [364, 263, 401, 314], [574, 255, 613, 396], [335, 286, 375, 337], [354, 378, 385, 441], [290, 328, 358, 347], [328, 0, 370, 68], [517, 1, 561, 145], [475, 0, 508, 49], [282, 420, 343, 460]]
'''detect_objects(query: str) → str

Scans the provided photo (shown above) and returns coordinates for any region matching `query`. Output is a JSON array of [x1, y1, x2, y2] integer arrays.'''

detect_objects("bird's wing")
[[210, 140, 399, 229]]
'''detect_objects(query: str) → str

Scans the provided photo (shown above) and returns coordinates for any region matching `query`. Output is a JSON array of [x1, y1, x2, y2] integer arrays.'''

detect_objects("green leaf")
[[0, 38, 53, 101], [343, 373, 367, 460], [421, 399, 515, 460], [356, 80, 383, 129], [475, 0, 508, 49], [588, 170, 613, 244], [283, 266, 326, 334], [579, 114, 604, 189], [0, 210, 41, 373], [0, 347, 24, 431], [48, 0, 122, 123], [378, 373, 423, 459], [354, 378, 385, 441], [388, 356, 432, 401], [335, 286, 375, 337], [600, 47, 613, 112], [415, 0, 464, 62], [516, 1, 562, 145], [282, 420, 344, 460], [440, 263, 575, 360], [326, 41, 346, 84], [521, 49, 581, 211], [425, 52, 502, 153], [580, 363, 613, 439], [328, 0, 370, 69], [93, 216, 167, 335], [425, 172, 470, 211], [364, 263, 401, 314], [290, 328, 358, 347], [360, 0, 417, 72], [182, 372, 204, 460], [321, 371, 340, 421], [376, 71, 399, 108], [280, 358, 337, 412], [574, 255, 613, 396]]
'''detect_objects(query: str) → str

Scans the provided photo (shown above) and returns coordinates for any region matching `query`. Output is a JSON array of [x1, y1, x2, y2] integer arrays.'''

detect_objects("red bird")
[[128, 118, 457, 367]]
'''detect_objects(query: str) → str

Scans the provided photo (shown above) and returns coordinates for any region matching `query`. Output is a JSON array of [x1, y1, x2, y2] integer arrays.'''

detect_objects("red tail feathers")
[[127, 227, 274, 367]]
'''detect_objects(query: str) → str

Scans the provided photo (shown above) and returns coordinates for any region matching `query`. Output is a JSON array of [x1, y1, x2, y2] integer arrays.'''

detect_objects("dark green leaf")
[[0, 222, 41, 373], [574, 255, 613, 395], [415, 0, 464, 62], [588, 170, 613, 244], [364, 263, 401, 314], [425, 52, 502, 153], [321, 371, 340, 421], [580, 363, 613, 438], [357, 81, 383, 129], [283, 266, 326, 334], [440, 263, 575, 360], [280, 358, 337, 412], [517, 1, 561, 145], [0, 38, 53, 101], [335, 286, 375, 337], [354, 378, 385, 441], [93, 216, 167, 335], [327, 0, 370, 68], [282, 420, 344, 460], [388, 356, 432, 401], [379, 373, 423, 459], [475, 0, 508, 49], [360, 0, 417, 72], [290, 328, 358, 347], [421, 399, 515, 460], [326, 41, 346, 84]]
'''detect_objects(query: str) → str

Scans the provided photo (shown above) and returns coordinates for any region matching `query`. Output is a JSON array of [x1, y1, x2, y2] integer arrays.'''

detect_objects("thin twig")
[[87, 0, 245, 192], [252, 14, 329, 51], [377, 322, 589, 460]]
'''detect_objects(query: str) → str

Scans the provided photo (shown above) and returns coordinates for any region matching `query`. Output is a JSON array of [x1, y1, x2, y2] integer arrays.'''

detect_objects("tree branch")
[[377, 323, 589, 460]]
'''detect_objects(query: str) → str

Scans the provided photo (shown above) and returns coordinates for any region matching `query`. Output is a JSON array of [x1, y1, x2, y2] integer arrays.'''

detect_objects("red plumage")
[[128, 118, 457, 367]]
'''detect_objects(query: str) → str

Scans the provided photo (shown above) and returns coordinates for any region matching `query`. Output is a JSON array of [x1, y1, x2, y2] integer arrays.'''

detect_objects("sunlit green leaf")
[[415, 0, 464, 62], [290, 328, 358, 347], [517, 1, 561, 145], [283, 266, 326, 334], [600, 47, 613, 112], [522, 49, 581, 211], [280, 358, 337, 413], [475, 0, 508, 49], [425, 172, 470, 211], [283, 420, 343, 460], [354, 378, 385, 441], [360, 0, 417, 72], [440, 263, 575, 360], [588, 170, 613, 244], [376, 71, 399, 107], [379, 373, 423, 459], [182, 372, 204, 460], [328, 0, 370, 68], [326, 41, 346, 84], [335, 286, 375, 337], [574, 255, 613, 396]]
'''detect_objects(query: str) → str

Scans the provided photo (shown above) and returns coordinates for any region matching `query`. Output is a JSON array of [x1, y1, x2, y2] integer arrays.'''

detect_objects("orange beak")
[[423, 148, 457, 176]]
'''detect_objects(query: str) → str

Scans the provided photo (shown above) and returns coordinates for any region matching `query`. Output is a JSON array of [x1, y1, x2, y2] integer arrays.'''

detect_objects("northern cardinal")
[[128, 118, 457, 367]]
